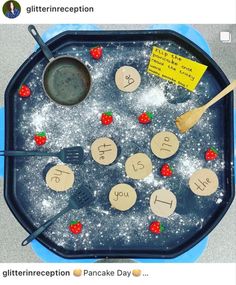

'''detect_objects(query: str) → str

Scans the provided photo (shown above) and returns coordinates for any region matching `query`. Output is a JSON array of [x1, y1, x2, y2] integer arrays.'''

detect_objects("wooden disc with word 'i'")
[[189, 168, 219, 196], [91, 137, 118, 165], [109, 183, 137, 211], [151, 131, 180, 159], [45, 164, 75, 192], [125, 153, 153, 179], [115, 66, 141, 92], [150, 189, 177, 218]]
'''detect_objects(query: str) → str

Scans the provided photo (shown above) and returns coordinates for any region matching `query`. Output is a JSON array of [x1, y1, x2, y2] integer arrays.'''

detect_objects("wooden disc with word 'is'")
[[91, 137, 118, 165], [109, 183, 137, 211], [115, 66, 141, 92], [150, 189, 177, 218], [125, 153, 153, 179], [151, 131, 180, 159], [45, 164, 75, 192], [189, 168, 219, 196]]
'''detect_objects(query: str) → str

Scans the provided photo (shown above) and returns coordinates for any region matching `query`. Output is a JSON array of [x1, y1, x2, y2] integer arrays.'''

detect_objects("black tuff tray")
[[4, 30, 234, 259]]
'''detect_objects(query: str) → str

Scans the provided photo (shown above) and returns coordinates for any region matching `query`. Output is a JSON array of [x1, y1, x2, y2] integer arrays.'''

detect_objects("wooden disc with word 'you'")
[[150, 189, 177, 218], [189, 168, 219, 196], [109, 183, 137, 211], [45, 164, 75, 192], [151, 131, 180, 159]]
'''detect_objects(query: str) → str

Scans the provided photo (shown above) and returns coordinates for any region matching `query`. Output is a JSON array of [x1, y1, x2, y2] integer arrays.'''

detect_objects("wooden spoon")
[[176, 80, 236, 133]]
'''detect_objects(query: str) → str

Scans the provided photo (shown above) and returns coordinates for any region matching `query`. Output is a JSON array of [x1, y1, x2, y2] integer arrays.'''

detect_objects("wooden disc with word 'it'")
[[189, 168, 219, 196], [91, 137, 118, 165], [45, 164, 75, 192], [115, 66, 141, 92], [150, 189, 177, 218], [109, 183, 137, 211], [125, 153, 153, 179], [151, 131, 180, 159]]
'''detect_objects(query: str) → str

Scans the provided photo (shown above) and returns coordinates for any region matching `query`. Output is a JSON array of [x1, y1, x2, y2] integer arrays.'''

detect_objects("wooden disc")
[[151, 131, 180, 159], [189, 168, 219, 196], [109, 183, 137, 211], [115, 66, 141, 92], [125, 153, 153, 179], [45, 164, 75, 192], [91, 137, 118, 165], [150, 189, 177, 218]]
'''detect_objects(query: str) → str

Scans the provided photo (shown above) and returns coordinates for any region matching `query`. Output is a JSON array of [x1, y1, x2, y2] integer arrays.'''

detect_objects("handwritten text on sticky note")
[[147, 47, 208, 91]]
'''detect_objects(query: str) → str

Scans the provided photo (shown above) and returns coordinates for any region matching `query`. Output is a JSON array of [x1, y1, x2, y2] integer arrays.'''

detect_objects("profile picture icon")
[[3, 1, 21, 19]]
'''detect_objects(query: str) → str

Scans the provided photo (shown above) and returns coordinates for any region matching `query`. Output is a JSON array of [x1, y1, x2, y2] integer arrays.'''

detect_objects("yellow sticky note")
[[147, 47, 208, 92]]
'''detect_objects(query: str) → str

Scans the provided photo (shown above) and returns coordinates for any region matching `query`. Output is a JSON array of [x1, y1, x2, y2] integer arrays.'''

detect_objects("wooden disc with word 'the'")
[[91, 137, 118, 165], [151, 131, 180, 159], [125, 153, 153, 179], [115, 66, 141, 92], [109, 183, 137, 211], [150, 189, 177, 218], [189, 168, 219, 196], [45, 164, 75, 192]]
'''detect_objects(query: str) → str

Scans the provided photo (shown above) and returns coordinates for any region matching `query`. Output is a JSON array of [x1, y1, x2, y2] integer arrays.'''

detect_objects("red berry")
[[101, 112, 113, 125], [138, 112, 153, 124], [205, 147, 218, 161], [69, 220, 83, 234], [149, 221, 164, 234], [18, 84, 31, 98], [34, 131, 47, 146], [90, 46, 103, 60], [160, 163, 173, 177]]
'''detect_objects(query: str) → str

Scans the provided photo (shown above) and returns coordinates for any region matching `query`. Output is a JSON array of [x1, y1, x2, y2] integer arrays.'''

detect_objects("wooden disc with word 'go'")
[[189, 168, 219, 196], [91, 137, 118, 165], [150, 189, 177, 218], [109, 183, 137, 211], [151, 131, 180, 159], [125, 153, 153, 179], [45, 164, 75, 192], [115, 66, 141, 92]]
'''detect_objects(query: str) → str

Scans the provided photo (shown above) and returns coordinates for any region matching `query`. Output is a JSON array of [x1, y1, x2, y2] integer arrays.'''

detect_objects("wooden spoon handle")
[[204, 80, 236, 109]]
